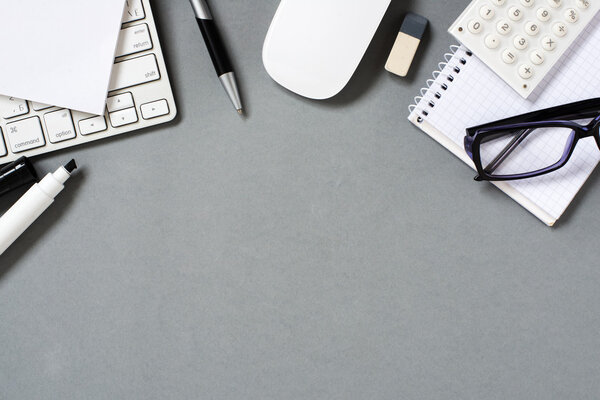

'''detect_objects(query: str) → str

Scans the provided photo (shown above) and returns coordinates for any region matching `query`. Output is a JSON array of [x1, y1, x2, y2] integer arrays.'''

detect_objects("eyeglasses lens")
[[479, 127, 575, 177]]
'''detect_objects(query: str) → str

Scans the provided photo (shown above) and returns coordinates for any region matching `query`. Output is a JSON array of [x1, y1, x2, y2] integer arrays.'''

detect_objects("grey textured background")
[[2, 1, 600, 399]]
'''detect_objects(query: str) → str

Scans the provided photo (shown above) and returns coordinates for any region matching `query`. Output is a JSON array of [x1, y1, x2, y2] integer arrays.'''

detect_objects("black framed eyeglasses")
[[463, 98, 600, 181]]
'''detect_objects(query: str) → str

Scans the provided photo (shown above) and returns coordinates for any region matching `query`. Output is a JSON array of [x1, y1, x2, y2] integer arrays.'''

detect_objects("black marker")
[[189, 0, 243, 115]]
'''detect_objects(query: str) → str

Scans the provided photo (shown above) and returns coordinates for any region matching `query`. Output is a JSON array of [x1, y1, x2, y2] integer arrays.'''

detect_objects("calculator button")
[[502, 49, 518, 63], [79, 116, 107, 136], [541, 36, 557, 50], [547, 0, 562, 7], [553, 22, 567, 36], [485, 34, 501, 48], [525, 21, 540, 35], [492, 0, 507, 5], [468, 20, 483, 34], [536, 7, 551, 21], [480, 5, 495, 19], [520, 0, 535, 7], [5, 117, 45, 153], [509, 6, 524, 20], [518, 64, 534, 79], [514, 34, 529, 49], [44, 109, 76, 144], [576, 0, 590, 9], [497, 20, 512, 34], [530, 49, 545, 64], [564, 8, 579, 22]]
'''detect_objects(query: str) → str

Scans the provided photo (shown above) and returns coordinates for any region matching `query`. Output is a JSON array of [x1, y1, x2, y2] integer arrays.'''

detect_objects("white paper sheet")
[[0, 0, 126, 115]]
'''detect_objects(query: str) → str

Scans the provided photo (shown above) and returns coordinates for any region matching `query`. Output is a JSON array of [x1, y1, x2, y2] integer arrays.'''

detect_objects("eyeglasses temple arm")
[[466, 98, 600, 137], [482, 129, 533, 174]]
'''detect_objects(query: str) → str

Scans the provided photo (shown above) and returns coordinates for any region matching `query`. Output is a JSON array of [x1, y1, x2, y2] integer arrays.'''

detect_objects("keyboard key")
[[79, 115, 107, 136], [108, 54, 160, 92], [492, 0, 507, 5], [115, 23, 153, 58], [0, 129, 7, 157], [5, 117, 45, 153], [0, 96, 29, 119], [141, 99, 169, 119], [122, 0, 145, 23], [577, 0, 591, 9], [31, 101, 52, 111], [520, 0, 534, 7], [44, 109, 76, 143], [107, 92, 135, 112], [109, 107, 138, 127]]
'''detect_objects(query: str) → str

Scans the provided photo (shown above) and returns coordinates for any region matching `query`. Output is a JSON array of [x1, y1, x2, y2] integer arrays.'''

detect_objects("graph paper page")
[[410, 15, 600, 221]]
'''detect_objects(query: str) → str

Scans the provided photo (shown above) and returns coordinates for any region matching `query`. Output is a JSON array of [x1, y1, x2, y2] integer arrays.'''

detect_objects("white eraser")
[[385, 13, 428, 77]]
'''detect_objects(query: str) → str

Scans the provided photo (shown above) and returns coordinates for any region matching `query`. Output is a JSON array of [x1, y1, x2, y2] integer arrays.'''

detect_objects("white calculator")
[[449, 0, 600, 98]]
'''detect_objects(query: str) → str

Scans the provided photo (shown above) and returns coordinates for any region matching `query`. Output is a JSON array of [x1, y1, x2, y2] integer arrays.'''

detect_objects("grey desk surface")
[[2, 1, 600, 399]]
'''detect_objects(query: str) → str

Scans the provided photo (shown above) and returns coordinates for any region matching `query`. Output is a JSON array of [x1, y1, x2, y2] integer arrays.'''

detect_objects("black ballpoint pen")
[[189, 0, 244, 115]]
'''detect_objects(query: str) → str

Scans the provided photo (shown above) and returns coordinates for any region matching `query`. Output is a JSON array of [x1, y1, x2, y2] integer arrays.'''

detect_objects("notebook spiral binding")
[[408, 45, 472, 123]]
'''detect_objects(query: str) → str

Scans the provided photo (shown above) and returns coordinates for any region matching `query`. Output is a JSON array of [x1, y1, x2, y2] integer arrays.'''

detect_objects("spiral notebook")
[[408, 17, 600, 226]]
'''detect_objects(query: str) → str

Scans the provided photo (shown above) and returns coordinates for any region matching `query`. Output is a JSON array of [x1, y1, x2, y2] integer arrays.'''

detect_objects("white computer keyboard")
[[0, 0, 176, 165], [449, 0, 600, 98]]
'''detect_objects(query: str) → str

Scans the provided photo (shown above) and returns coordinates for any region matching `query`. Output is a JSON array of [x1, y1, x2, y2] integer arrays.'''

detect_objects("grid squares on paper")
[[410, 13, 600, 221]]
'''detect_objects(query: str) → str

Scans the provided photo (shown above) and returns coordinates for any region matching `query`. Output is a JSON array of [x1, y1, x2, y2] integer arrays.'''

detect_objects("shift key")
[[108, 54, 160, 92]]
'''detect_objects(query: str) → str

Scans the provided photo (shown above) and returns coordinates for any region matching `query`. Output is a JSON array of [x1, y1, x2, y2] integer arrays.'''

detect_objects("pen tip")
[[237, 109, 243, 116], [64, 159, 77, 173]]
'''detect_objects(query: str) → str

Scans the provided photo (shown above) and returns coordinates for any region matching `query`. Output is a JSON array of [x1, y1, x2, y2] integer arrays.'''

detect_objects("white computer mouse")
[[262, 0, 392, 100]]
